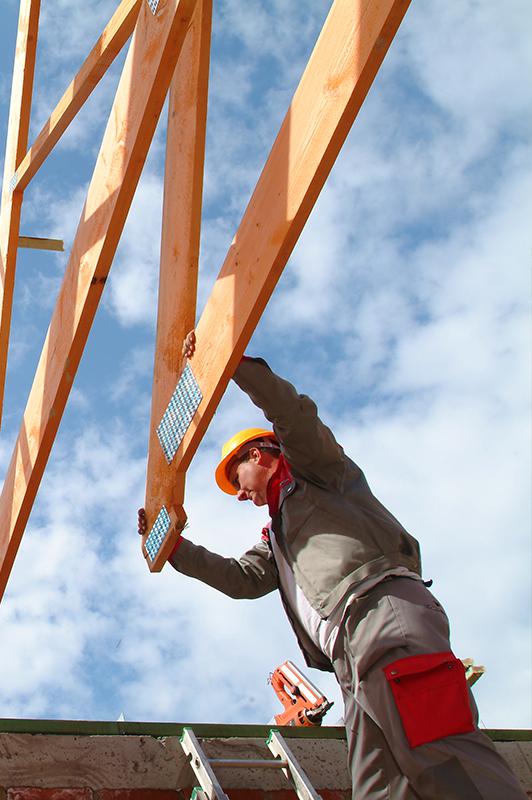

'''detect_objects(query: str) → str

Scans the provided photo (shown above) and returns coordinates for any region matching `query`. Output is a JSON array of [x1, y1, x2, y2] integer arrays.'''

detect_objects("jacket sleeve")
[[233, 357, 352, 487], [168, 537, 279, 599]]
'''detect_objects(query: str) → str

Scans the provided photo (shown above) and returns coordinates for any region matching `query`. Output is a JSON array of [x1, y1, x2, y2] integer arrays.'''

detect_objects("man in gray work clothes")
[[139, 332, 526, 799]]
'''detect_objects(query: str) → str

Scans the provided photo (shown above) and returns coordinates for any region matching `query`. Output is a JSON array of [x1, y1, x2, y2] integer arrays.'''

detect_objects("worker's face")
[[230, 447, 271, 506]]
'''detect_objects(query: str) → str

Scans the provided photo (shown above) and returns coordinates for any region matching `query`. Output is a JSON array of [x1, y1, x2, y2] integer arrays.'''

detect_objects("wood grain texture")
[[0, 0, 198, 602], [143, 0, 212, 571], [18, 236, 64, 252], [162, 0, 412, 475], [0, 0, 41, 428]]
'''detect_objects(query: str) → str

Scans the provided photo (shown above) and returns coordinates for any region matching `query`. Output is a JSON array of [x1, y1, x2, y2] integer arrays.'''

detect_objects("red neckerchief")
[[266, 453, 293, 516]]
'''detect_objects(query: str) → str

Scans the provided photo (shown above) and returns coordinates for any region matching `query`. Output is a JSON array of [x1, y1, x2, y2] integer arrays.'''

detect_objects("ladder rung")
[[210, 757, 288, 769]]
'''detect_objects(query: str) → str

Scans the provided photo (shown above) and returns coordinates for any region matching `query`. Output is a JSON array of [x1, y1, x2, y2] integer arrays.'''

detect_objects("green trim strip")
[[0, 719, 529, 742], [483, 729, 532, 742], [0, 719, 347, 739]]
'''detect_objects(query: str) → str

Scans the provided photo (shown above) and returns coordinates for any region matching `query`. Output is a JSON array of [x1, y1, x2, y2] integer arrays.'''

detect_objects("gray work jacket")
[[170, 357, 422, 671]]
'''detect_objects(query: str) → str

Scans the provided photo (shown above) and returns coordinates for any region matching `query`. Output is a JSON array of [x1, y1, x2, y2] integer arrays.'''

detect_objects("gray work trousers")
[[332, 578, 527, 799]]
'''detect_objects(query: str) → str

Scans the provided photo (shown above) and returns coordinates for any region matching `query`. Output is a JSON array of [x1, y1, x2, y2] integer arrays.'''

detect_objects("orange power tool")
[[270, 660, 333, 727]]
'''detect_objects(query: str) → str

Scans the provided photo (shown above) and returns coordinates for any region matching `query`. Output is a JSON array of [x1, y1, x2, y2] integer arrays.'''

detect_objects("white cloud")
[[218, 0, 328, 77], [334, 391, 530, 728], [24, 184, 89, 250], [0, 424, 145, 718], [0, 518, 107, 717], [38, 0, 118, 67], [405, 0, 532, 142], [105, 171, 164, 327]]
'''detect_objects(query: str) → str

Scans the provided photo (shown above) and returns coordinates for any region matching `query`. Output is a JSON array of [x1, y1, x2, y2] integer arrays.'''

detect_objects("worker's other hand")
[[182, 330, 196, 359], [138, 507, 147, 536]]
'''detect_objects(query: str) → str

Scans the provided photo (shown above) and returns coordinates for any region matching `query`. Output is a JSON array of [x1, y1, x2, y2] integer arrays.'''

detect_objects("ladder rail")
[[181, 727, 231, 800], [190, 791, 209, 800], [268, 730, 323, 800]]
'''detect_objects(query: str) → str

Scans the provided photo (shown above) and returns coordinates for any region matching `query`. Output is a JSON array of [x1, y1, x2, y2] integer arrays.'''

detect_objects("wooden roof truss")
[[0, 0, 411, 600]]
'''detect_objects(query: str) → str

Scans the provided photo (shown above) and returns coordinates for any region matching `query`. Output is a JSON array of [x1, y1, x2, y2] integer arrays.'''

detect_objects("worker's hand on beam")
[[182, 329, 196, 359], [137, 507, 147, 536]]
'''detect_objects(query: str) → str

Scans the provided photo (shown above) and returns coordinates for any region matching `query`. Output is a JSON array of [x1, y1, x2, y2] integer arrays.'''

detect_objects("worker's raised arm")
[[233, 357, 352, 488], [138, 506, 277, 598], [182, 331, 352, 487], [168, 537, 278, 600]]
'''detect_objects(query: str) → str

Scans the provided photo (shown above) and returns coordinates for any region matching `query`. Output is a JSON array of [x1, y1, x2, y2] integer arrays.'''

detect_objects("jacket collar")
[[266, 453, 294, 516]]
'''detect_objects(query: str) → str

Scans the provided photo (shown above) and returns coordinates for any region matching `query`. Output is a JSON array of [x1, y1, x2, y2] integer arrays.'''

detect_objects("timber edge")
[[0, 718, 530, 741]]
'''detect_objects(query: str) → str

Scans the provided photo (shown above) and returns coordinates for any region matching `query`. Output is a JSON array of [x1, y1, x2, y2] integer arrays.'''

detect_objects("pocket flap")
[[383, 650, 462, 681]]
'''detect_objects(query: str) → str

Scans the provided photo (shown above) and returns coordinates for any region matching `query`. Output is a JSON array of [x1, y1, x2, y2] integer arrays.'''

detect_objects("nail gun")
[[269, 660, 333, 727]]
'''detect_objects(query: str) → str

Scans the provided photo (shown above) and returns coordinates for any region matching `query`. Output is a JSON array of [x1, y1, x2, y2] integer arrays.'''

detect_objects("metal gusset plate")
[[146, 0, 160, 15], [144, 505, 171, 562], [156, 364, 202, 464]]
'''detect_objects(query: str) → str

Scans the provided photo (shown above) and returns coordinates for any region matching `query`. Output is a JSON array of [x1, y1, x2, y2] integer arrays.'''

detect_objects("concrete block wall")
[[0, 721, 530, 799], [3, 791, 350, 800], [0, 722, 352, 799]]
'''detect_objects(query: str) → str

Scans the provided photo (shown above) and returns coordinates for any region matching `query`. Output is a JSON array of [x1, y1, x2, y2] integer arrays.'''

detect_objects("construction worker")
[[138, 332, 526, 800]]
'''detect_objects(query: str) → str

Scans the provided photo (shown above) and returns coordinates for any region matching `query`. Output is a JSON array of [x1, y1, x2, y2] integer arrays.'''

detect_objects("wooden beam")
[[153, 0, 412, 488], [19, 236, 64, 252], [462, 658, 486, 687], [0, 0, 41, 429], [143, 0, 212, 570], [11, 0, 142, 194], [0, 0, 198, 602]]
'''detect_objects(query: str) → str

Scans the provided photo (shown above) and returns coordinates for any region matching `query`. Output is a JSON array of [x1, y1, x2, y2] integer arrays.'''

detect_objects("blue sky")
[[0, 0, 530, 728]]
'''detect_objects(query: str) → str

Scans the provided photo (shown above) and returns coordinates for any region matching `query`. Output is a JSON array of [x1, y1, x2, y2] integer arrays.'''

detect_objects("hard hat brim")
[[215, 429, 277, 495]]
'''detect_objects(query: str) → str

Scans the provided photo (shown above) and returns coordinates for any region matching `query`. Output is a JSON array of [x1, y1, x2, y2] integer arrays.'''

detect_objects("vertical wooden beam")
[[11, 0, 143, 194], [146, 0, 412, 520], [0, 0, 41, 428], [0, 0, 198, 602], [143, 0, 212, 568]]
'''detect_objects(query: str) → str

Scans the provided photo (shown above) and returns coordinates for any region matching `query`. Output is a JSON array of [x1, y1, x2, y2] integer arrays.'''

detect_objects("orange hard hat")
[[215, 427, 278, 495]]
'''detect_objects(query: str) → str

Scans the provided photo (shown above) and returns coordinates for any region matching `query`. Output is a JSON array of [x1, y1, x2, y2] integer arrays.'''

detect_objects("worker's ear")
[[254, 447, 277, 469], [247, 446, 262, 464]]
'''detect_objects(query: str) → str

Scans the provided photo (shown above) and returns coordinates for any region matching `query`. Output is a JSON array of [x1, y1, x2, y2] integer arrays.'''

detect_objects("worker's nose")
[[236, 489, 250, 501]]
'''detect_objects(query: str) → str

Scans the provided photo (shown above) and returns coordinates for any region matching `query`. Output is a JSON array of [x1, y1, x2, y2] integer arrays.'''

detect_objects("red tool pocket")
[[383, 651, 475, 748]]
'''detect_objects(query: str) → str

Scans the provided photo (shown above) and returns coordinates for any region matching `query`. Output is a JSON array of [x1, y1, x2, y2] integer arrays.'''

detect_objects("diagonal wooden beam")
[[143, 0, 412, 562], [0, 0, 41, 429], [11, 0, 142, 195], [0, 0, 198, 602], [143, 0, 212, 569]]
